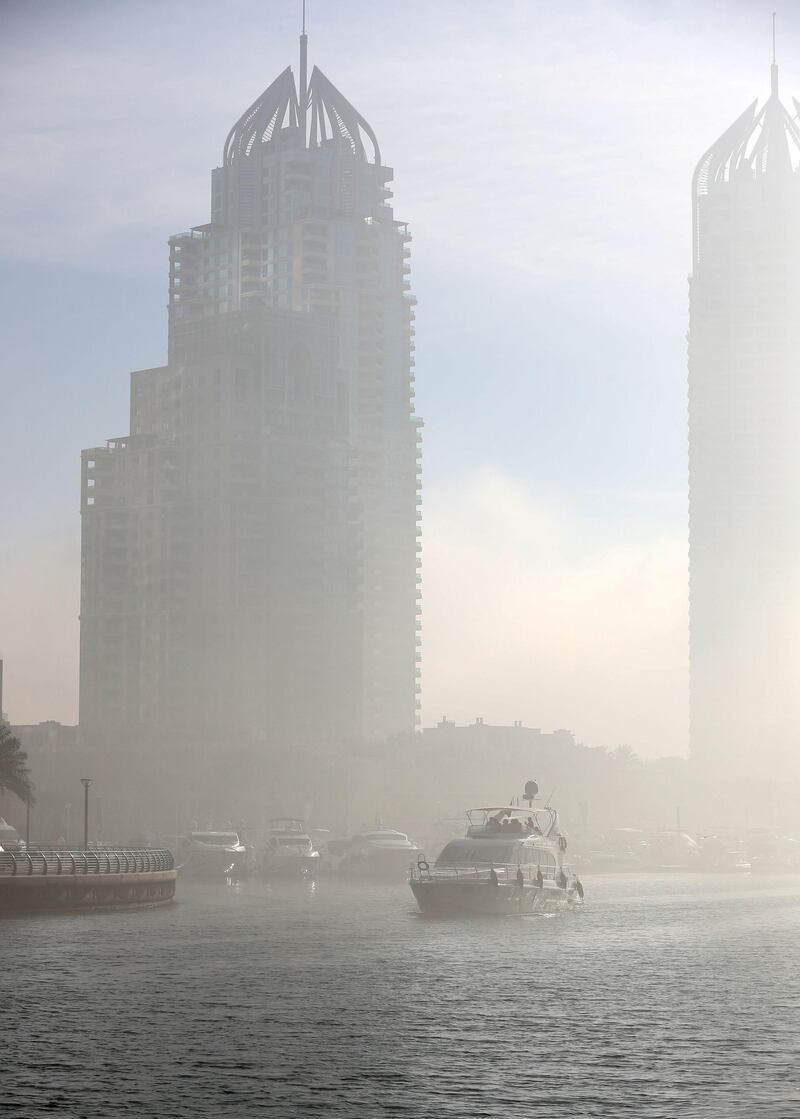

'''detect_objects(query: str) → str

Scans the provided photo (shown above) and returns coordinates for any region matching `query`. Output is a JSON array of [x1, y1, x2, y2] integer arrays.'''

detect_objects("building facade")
[[79, 35, 421, 817], [689, 60, 800, 772]]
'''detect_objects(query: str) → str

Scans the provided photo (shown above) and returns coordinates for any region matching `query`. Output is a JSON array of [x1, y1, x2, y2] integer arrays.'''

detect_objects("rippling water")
[[4, 874, 800, 1117]]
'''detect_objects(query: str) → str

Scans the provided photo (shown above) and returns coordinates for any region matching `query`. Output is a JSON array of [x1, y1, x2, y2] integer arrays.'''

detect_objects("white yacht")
[[0, 819, 22, 851], [410, 800, 583, 916], [181, 830, 247, 879], [328, 827, 420, 880], [262, 818, 321, 878]]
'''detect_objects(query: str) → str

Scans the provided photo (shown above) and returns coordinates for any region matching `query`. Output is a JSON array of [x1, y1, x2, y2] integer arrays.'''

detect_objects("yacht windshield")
[[192, 834, 239, 847], [436, 840, 516, 867]]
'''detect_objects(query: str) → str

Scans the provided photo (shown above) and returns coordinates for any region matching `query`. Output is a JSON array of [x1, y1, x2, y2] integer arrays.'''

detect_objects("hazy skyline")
[[2, 0, 797, 753]]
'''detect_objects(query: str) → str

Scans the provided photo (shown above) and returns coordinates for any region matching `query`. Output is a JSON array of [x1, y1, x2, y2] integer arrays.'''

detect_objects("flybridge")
[[464, 806, 559, 840]]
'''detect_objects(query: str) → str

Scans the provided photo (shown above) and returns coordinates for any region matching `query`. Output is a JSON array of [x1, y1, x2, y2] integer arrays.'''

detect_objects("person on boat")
[[575, 877, 584, 900], [557, 868, 568, 889], [489, 867, 499, 887], [516, 866, 524, 890], [535, 866, 544, 889]]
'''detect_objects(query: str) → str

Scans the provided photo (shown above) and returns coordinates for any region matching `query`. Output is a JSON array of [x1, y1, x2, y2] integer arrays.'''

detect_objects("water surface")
[[4, 873, 800, 1117]]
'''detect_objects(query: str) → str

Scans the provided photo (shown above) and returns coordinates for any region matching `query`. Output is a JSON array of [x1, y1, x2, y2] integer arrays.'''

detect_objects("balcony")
[[170, 227, 211, 243]]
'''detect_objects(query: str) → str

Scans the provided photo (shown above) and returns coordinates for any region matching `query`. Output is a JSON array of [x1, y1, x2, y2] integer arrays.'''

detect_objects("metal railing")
[[0, 847, 175, 877], [410, 861, 560, 884]]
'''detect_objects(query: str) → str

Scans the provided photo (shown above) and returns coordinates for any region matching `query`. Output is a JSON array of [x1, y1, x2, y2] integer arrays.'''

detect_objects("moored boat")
[[410, 798, 583, 917], [327, 827, 420, 881], [180, 830, 248, 880], [261, 818, 320, 878]]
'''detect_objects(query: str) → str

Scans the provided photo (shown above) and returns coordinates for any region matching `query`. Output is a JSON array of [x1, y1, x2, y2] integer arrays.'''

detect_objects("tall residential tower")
[[79, 33, 422, 818], [689, 56, 800, 773]]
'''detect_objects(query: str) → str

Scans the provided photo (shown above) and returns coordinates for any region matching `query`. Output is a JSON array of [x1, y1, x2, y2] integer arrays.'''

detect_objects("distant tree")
[[0, 722, 34, 804], [609, 744, 640, 767]]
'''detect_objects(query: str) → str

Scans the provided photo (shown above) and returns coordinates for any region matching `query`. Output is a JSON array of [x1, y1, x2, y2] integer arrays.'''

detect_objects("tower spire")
[[299, 0, 308, 143], [771, 12, 779, 97]]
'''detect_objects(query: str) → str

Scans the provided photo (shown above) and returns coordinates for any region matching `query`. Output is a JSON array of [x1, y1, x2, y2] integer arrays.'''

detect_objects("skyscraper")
[[79, 30, 422, 817], [689, 54, 800, 773]]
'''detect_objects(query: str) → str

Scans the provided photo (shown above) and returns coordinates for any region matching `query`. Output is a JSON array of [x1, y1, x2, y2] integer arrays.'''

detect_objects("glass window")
[[436, 841, 516, 867], [191, 833, 239, 847]]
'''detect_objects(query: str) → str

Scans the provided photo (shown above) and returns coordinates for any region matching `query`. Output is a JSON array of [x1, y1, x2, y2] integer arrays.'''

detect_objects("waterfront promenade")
[[0, 847, 176, 912]]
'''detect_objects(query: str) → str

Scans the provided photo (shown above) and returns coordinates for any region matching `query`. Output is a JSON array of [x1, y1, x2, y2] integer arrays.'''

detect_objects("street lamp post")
[[80, 778, 92, 850]]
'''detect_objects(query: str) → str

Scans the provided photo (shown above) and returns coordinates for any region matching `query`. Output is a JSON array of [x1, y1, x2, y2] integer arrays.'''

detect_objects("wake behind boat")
[[410, 792, 583, 916]]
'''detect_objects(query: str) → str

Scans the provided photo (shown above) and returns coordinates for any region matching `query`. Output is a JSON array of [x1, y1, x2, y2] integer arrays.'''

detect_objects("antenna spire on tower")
[[299, 0, 308, 143], [771, 12, 779, 97]]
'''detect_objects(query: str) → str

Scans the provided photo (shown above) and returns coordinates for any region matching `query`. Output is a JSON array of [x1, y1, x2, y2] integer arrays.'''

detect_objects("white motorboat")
[[180, 830, 248, 879], [0, 819, 22, 851], [328, 827, 420, 880], [410, 799, 583, 916], [262, 818, 320, 878]]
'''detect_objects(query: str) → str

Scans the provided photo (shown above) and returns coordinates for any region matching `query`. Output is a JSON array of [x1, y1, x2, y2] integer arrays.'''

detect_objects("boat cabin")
[[355, 830, 413, 847], [266, 818, 315, 852], [189, 831, 242, 849], [435, 837, 557, 872], [267, 818, 308, 835]]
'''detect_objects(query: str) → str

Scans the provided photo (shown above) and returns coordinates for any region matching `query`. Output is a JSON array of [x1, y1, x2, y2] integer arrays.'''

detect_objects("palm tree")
[[0, 722, 34, 804]]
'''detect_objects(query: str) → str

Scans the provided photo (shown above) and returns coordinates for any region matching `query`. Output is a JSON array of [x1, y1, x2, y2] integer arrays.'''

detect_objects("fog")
[[6, 1, 798, 745], [0, 0, 797, 850], [6, 3, 800, 1116]]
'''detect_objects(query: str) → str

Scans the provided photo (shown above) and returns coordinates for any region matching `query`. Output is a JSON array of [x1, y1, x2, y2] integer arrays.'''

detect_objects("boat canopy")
[[267, 818, 307, 832], [471, 806, 539, 814], [466, 805, 557, 838]]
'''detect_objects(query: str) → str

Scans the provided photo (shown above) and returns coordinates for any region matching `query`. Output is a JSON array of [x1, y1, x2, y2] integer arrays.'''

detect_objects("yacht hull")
[[339, 848, 418, 882], [410, 879, 569, 916], [262, 854, 320, 879], [181, 850, 248, 880]]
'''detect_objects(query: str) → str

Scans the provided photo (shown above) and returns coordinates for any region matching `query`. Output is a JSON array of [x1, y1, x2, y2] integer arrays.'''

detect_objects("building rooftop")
[[694, 64, 800, 198], [222, 33, 381, 167]]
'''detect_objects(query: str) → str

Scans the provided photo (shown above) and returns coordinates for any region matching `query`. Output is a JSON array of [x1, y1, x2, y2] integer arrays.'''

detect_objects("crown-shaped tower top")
[[222, 24, 381, 167], [694, 22, 800, 202]]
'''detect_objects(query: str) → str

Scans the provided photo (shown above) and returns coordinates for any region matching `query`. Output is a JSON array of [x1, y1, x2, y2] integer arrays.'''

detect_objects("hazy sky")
[[1, 0, 796, 753]]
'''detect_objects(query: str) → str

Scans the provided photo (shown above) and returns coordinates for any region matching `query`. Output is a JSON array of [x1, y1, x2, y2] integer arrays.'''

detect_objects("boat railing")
[[410, 861, 560, 884], [0, 847, 175, 877]]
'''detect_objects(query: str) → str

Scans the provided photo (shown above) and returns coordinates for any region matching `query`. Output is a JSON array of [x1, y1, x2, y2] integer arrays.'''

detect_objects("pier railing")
[[0, 847, 175, 876]]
